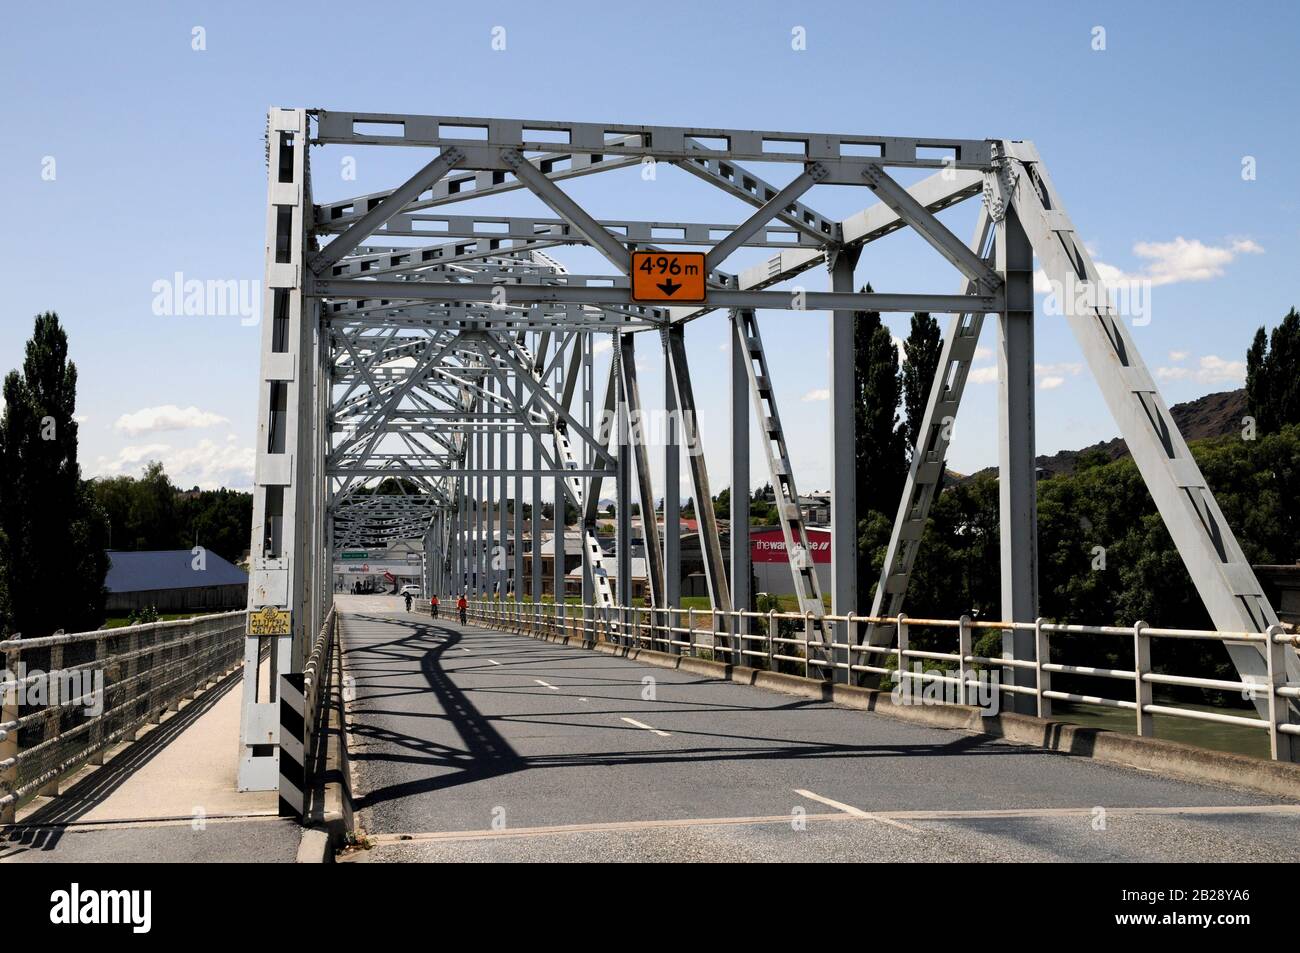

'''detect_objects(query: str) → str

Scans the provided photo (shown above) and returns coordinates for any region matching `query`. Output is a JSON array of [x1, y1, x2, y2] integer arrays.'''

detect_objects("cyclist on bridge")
[[457, 593, 468, 625], [430, 594, 439, 619]]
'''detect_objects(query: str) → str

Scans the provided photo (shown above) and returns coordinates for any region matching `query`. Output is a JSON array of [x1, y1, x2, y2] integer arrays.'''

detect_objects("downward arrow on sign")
[[656, 279, 682, 296]]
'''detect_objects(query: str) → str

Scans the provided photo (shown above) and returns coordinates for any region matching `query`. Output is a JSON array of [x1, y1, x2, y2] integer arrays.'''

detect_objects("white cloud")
[[1132, 236, 1263, 286], [1168, 350, 1189, 362], [93, 438, 255, 490], [802, 388, 830, 402], [1155, 354, 1246, 385], [114, 404, 230, 436], [1034, 236, 1264, 292], [973, 346, 993, 361], [967, 362, 1082, 388], [592, 339, 612, 355], [1035, 362, 1083, 379]]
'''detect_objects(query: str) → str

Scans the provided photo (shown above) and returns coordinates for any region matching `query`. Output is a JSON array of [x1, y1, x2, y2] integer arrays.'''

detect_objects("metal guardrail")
[[0, 612, 245, 823], [460, 598, 1300, 762]]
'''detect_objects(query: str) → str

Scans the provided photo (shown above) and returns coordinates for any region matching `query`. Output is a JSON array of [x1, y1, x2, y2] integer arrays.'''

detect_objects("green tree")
[[1246, 307, 1300, 433], [853, 285, 907, 609], [853, 286, 907, 518], [901, 312, 943, 455], [0, 313, 108, 636]]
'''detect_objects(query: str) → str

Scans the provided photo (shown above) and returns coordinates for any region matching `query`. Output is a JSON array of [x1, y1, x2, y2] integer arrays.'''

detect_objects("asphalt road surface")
[[339, 605, 1300, 863]]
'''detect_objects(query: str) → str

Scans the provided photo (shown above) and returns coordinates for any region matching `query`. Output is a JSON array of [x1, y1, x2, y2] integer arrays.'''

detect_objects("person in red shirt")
[[457, 593, 468, 625], [430, 594, 440, 619]]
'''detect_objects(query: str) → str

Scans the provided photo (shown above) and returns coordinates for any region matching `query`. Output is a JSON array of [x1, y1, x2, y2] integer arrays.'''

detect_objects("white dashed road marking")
[[535, 679, 559, 690], [621, 717, 671, 737], [795, 789, 920, 832]]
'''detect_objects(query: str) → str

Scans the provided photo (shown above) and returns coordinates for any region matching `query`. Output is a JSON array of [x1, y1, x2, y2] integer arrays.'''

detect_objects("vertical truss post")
[[615, 337, 633, 619], [514, 375, 525, 601], [486, 376, 496, 595], [553, 473, 565, 608], [582, 334, 595, 605], [476, 415, 486, 594], [662, 331, 682, 636], [531, 427, 542, 601], [730, 311, 751, 647], [617, 333, 665, 609], [665, 326, 734, 655], [240, 108, 312, 791], [499, 388, 508, 598], [828, 247, 861, 684], [996, 202, 1039, 713]]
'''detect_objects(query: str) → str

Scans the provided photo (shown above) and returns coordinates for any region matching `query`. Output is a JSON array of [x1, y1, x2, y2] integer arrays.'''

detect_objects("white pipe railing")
[[454, 597, 1300, 762], [0, 611, 245, 822]]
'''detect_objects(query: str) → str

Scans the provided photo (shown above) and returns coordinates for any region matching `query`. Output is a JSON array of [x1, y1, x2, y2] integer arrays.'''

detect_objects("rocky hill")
[[963, 388, 1247, 481]]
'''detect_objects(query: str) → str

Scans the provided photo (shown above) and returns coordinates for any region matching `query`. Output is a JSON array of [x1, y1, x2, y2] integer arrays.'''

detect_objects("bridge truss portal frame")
[[238, 108, 1298, 788]]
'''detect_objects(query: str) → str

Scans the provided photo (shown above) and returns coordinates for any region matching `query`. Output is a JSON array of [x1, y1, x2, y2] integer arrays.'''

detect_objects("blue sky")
[[2, 1, 1297, 495]]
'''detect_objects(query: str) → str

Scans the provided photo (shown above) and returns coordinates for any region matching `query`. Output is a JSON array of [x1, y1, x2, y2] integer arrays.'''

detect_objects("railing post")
[[88, 636, 107, 765], [1265, 624, 1294, 761], [767, 609, 776, 671], [844, 611, 855, 680], [803, 611, 812, 680], [1134, 620, 1153, 737], [957, 615, 971, 706], [1, 645, 19, 824], [896, 613, 909, 699], [38, 642, 66, 797], [1034, 617, 1051, 719]]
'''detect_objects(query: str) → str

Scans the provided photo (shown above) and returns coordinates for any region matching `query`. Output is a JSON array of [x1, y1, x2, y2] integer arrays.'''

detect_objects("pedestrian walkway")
[[0, 661, 299, 863]]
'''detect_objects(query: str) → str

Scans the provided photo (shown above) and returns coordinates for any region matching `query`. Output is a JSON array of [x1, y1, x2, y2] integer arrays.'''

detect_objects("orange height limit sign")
[[630, 252, 707, 303]]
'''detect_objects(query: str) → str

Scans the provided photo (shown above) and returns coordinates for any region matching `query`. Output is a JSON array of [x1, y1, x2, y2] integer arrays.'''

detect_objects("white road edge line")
[[794, 788, 920, 833], [535, 679, 560, 690], [621, 716, 671, 737], [488, 659, 501, 665]]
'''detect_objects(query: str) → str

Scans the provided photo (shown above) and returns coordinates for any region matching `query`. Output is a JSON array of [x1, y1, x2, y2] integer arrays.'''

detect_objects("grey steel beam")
[[860, 163, 1002, 293], [501, 149, 632, 273], [663, 330, 681, 623], [664, 326, 734, 653], [705, 165, 830, 271], [828, 247, 861, 684], [315, 279, 1000, 316], [618, 333, 665, 608], [996, 202, 1039, 714], [730, 311, 751, 636], [310, 147, 465, 273], [312, 111, 994, 170]]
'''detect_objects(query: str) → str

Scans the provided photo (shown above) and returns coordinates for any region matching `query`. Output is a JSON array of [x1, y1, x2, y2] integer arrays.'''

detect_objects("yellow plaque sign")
[[247, 606, 292, 636]]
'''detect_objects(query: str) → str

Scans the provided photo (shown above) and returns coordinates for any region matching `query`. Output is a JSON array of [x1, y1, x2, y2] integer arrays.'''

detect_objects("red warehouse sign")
[[749, 528, 831, 564]]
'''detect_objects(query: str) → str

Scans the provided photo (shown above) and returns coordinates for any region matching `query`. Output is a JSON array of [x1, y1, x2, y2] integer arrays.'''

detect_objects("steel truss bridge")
[[237, 108, 1300, 789]]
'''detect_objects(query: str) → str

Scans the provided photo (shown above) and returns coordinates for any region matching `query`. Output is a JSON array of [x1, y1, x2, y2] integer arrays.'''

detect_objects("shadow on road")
[[344, 615, 1020, 816]]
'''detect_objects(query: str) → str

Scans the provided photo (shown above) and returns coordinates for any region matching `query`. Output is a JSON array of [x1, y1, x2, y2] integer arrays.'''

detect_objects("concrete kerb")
[[502, 624, 1300, 801], [296, 631, 356, 863]]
